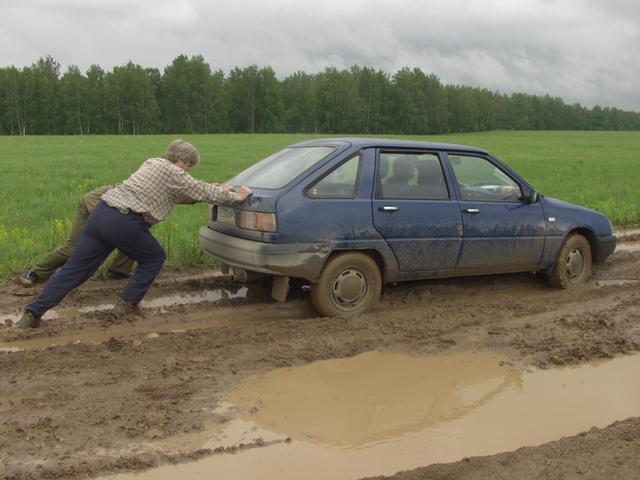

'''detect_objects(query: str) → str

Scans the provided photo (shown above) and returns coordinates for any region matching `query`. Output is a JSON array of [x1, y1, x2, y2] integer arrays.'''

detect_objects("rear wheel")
[[548, 234, 592, 289], [311, 252, 382, 317]]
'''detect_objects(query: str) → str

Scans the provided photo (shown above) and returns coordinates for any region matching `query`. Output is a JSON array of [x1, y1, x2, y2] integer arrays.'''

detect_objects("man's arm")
[[167, 168, 251, 205]]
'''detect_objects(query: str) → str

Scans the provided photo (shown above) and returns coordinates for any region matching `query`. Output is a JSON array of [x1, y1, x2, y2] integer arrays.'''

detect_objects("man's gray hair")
[[164, 139, 200, 166]]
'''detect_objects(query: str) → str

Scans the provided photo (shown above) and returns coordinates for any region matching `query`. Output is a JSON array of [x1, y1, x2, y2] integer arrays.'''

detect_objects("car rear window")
[[230, 146, 337, 189]]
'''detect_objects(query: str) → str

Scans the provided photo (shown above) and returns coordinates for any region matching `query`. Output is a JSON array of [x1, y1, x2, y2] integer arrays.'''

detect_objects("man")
[[383, 155, 418, 198], [17, 139, 252, 329], [19, 186, 134, 287]]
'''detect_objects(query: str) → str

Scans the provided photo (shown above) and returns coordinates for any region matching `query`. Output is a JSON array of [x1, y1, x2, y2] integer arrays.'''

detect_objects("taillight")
[[237, 211, 277, 233]]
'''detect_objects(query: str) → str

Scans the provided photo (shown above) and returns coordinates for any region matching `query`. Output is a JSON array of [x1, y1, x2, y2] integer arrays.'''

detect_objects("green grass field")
[[1, 131, 639, 278]]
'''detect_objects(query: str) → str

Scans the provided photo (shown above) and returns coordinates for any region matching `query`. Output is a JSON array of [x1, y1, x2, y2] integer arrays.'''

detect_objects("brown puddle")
[[102, 351, 640, 480]]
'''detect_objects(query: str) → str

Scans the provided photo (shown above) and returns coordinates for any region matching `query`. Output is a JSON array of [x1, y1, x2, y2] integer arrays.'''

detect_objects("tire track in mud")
[[1, 247, 640, 479], [1, 234, 638, 345], [2, 247, 638, 351], [1, 276, 635, 356]]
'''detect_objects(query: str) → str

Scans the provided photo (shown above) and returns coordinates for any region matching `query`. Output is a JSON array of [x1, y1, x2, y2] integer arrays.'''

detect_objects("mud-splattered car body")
[[199, 138, 616, 316]]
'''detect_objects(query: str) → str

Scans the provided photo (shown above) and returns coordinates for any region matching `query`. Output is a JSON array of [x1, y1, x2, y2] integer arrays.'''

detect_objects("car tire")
[[311, 252, 382, 317], [548, 234, 592, 289]]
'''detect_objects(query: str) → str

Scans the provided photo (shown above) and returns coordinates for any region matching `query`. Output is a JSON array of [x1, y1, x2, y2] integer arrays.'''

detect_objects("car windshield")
[[230, 146, 337, 189]]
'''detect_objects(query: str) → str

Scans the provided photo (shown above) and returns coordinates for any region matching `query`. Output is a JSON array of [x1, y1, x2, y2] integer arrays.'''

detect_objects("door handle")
[[379, 206, 399, 212], [463, 208, 480, 214]]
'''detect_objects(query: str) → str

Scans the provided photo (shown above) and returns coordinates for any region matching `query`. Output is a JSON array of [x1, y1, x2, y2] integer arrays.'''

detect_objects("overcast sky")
[[2, 0, 639, 110]]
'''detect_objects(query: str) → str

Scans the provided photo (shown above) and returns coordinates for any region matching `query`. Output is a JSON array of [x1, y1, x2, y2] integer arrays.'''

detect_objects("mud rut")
[[1, 243, 640, 480]]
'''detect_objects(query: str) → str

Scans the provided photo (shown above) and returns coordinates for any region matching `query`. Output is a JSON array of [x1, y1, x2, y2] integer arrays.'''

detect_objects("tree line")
[[1, 54, 639, 136]]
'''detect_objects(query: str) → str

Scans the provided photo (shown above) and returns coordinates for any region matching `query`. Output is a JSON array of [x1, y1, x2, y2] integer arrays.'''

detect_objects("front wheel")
[[548, 234, 592, 289], [310, 252, 382, 317]]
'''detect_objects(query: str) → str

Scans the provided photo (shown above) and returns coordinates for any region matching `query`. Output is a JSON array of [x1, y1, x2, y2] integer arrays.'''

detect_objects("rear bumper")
[[198, 226, 330, 281], [596, 235, 616, 264]]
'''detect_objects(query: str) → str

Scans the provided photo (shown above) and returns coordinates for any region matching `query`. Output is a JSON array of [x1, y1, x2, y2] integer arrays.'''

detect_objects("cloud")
[[1, 0, 639, 109]]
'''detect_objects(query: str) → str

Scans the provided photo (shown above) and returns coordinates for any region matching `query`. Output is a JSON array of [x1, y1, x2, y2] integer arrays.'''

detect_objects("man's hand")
[[234, 185, 253, 202]]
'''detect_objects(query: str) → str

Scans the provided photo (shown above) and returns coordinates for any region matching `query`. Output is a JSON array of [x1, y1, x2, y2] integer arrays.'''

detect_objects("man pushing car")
[[17, 139, 252, 328]]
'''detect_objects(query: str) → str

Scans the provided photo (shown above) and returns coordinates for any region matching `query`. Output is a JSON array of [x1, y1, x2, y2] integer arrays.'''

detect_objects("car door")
[[447, 152, 546, 271], [372, 150, 463, 272]]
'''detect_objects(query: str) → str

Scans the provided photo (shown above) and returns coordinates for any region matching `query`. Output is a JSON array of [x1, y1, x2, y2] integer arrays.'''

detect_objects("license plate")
[[217, 206, 236, 225]]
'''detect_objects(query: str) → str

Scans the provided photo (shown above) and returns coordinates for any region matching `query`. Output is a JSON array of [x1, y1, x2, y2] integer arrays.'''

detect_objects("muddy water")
[[596, 279, 640, 287], [616, 241, 640, 253], [228, 351, 518, 447], [103, 351, 640, 480], [143, 287, 248, 309], [0, 287, 248, 325], [616, 228, 640, 239], [0, 319, 240, 351]]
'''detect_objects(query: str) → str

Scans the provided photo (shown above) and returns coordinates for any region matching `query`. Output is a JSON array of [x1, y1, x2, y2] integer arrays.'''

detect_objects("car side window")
[[307, 154, 361, 198], [379, 152, 449, 200], [449, 154, 522, 202]]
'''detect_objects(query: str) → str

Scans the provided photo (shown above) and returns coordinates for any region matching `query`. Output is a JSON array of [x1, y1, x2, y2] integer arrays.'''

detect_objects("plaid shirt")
[[102, 157, 238, 223]]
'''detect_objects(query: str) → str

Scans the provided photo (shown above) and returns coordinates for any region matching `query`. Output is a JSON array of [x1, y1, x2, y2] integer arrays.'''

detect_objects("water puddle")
[[102, 351, 640, 480], [0, 318, 238, 352], [615, 241, 640, 253], [0, 287, 248, 325], [0, 347, 24, 353], [144, 287, 248, 309], [595, 279, 640, 287], [615, 228, 640, 240]]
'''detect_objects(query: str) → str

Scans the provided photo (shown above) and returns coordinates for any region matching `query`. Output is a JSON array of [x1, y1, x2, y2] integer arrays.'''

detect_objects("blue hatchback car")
[[199, 138, 616, 317]]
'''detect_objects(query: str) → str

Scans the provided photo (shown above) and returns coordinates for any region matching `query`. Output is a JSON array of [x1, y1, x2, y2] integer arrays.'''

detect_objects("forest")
[[0, 54, 639, 136]]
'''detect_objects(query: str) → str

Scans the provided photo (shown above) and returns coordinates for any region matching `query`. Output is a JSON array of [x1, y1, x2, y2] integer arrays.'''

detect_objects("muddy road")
[[1, 239, 640, 480]]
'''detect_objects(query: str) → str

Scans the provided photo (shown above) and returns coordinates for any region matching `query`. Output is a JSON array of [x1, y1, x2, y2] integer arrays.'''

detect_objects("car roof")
[[290, 137, 490, 155]]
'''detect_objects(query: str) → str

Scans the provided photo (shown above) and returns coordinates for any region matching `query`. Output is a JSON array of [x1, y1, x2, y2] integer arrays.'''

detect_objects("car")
[[199, 138, 616, 317]]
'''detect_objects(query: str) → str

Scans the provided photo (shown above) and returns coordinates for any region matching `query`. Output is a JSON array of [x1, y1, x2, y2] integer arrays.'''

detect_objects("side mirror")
[[526, 191, 539, 204]]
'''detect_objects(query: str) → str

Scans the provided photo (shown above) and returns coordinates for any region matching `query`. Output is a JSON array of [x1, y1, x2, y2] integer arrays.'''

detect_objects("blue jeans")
[[27, 202, 165, 318]]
